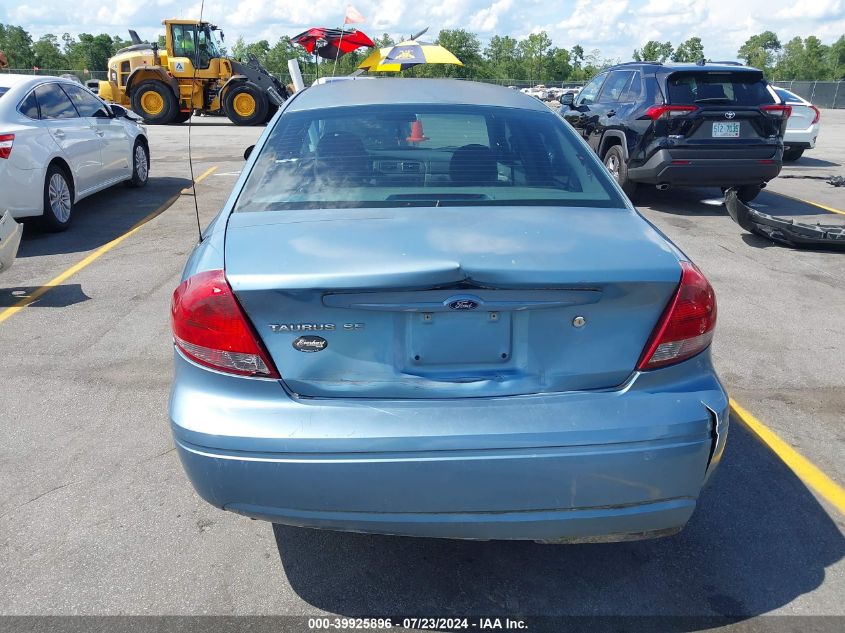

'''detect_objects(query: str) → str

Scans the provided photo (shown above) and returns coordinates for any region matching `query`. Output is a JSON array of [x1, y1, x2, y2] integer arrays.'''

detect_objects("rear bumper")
[[784, 123, 819, 149], [628, 149, 782, 186], [0, 211, 23, 273], [170, 350, 729, 541], [0, 163, 45, 218]]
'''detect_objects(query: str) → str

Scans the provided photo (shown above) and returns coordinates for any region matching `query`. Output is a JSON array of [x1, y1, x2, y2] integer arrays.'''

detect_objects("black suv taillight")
[[644, 105, 698, 120]]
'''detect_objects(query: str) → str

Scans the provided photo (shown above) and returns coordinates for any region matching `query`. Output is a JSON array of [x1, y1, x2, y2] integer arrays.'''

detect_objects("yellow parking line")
[[771, 191, 845, 216], [0, 165, 217, 325], [730, 398, 845, 516], [181, 165, 218, 193]]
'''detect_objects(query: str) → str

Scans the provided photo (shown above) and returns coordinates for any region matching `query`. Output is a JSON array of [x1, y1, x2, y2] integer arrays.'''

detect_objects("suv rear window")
[[666, 72, 776, 106], [234, 104, 625, 212]]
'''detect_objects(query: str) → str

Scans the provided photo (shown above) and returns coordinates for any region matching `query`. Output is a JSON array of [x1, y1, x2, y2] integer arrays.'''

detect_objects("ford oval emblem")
[[292, 335, 328, 353], [725, 111, 736, 119], [448, 299, 479, 311]]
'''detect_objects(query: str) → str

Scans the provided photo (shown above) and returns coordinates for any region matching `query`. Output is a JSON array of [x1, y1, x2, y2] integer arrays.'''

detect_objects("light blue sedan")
[[169, 79, 728, 542]]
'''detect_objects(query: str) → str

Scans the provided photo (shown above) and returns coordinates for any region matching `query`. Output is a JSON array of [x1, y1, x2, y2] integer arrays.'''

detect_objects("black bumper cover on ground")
[[725, 189, 845, 250]]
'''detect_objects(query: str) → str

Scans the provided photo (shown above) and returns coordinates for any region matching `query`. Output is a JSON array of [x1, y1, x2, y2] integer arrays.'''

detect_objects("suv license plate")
[[713, 122, 740, 138]]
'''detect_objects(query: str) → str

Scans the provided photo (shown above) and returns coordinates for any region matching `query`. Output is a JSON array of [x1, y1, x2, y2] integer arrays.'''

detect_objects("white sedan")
[[0, 74, 149, 231], [774, 87, 821, 162]]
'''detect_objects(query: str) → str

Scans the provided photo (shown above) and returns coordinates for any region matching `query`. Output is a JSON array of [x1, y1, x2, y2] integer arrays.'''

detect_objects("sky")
[[2, 0, 844, 62]]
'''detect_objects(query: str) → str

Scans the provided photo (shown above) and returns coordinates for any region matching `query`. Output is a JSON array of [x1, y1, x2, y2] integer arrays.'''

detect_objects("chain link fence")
[[1, 68, 108, 82], [771, 81, 844, 108]]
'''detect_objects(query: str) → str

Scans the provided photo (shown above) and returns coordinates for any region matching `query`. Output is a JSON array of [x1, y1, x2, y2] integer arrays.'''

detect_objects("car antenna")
[[187, 0, 205, 241]]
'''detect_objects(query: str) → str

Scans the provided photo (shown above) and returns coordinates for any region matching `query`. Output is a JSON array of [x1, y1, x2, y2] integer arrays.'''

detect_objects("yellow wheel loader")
[[98, 20, 288, 125]]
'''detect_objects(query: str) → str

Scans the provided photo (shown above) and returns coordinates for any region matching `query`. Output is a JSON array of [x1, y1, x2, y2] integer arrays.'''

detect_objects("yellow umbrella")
[[358, 40, 463, 72]]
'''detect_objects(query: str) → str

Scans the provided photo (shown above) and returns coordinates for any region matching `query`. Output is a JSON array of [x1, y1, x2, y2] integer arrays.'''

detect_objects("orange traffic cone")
[[406, 120, 429, 142]]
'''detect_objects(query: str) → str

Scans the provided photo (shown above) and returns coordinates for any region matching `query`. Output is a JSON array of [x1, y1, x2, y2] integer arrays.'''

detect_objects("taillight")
[[644, 105, 698, 120], [637, 262, 717, 370], [171, 269, 279, 378], [810, 105, 821, 125], [761, 104, 792, 118], [0, 134, 14, 159]]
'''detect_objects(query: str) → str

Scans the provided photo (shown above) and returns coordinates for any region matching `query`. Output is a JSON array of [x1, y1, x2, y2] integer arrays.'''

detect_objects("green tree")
[[545, 47, 572, 82], [32, 34, 68, 69], [111, 34, 133, 52], [230, 35, 247, 61], [672, 37, 704, 63], [569, 45, 588, 80], [828, 35, 845, 79], [374, 33, 395, 49], [776, 36, 804, 79], [484, 35, 520, 80], [64, 33, 116, 71], [245, 39, 270, 63], [802, 36, 830, 80], [571, 45, 584, 68], [518, 31, 552, 81], [265, 36, 309, 77], [0, 24, 35, 68], [633, 40, 674, 63], [774, 36, 829, 80], [738, 31, 781, 71]]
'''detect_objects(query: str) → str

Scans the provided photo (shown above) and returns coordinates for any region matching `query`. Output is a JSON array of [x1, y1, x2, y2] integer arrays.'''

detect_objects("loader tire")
[[131, 80, 177, 124], [170, 110, 192, 124], [224, 83, 268, 126], [263, 103, 279, 124]]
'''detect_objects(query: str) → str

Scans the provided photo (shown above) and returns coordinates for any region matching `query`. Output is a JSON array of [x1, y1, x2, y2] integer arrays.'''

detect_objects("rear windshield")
[[775, 88, 803, 103], [666, 72, 776, 106], [0, 87, 9, 99], [233, 104, 625, 212]]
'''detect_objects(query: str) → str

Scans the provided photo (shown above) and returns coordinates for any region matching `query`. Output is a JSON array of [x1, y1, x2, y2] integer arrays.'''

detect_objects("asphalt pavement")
[[1, 108, 843, 630]]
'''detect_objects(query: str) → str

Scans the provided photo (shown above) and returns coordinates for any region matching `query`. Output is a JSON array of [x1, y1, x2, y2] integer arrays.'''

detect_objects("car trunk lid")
[[225, 206, 682, 399]]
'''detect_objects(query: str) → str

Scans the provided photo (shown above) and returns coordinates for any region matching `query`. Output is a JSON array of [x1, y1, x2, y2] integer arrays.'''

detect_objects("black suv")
[[559, 62, 790, 201]]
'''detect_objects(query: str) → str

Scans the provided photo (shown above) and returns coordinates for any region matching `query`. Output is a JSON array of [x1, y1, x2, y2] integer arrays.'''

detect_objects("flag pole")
[[332, 26, 345, 77]]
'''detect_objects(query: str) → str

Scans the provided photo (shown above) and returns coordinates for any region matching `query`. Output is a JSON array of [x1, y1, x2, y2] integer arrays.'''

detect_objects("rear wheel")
[[224, 83, 269, 126], [783, 147, 804, 162], [131, 80, 177, 124], [41, 164, 74, 232], [736, 185, 762, 203], [603, 145, 637, 197]]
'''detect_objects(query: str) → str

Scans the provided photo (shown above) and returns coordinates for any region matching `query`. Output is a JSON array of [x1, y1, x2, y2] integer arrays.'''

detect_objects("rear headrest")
[[449, 144, 497, 186]]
